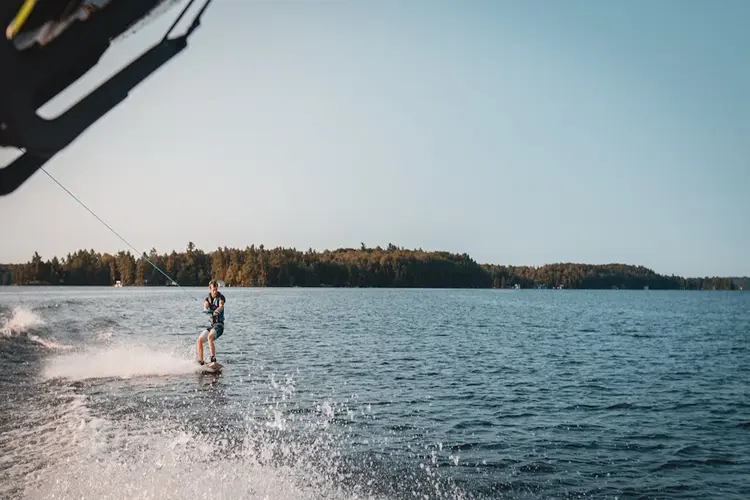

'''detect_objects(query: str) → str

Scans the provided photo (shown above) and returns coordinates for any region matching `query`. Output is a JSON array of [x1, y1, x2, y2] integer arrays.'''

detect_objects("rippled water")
[[0, 287, 748, 499]]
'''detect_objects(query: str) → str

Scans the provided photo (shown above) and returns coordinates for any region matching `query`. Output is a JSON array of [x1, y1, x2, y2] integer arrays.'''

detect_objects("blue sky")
[[1, 0, 748, 277]]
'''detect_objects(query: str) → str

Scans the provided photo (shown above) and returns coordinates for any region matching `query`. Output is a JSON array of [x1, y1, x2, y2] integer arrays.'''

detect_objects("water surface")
[[0, 287, 748, 499]]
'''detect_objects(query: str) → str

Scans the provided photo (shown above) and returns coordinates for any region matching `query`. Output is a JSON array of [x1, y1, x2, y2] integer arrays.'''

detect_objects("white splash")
[[1, 306, 45, 336], [5, 367, 471, 500], [318, 400, 335, 420], [14, 387, 387, 500], [28, 335, 74, 350], [0, 306, 73, 349], [42, 342, 200, 381], [95, 327, 116, 342]]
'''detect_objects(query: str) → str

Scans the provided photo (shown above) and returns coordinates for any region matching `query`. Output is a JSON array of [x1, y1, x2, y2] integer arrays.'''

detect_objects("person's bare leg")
[[196, 333, 206, 362], [208, 331, 216, 360]]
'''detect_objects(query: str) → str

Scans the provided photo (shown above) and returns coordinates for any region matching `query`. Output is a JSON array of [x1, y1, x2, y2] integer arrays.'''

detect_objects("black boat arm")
[[0, 0, 213, 196]]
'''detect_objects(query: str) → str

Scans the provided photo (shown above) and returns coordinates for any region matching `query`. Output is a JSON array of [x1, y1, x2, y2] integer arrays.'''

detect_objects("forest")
[[1, 242, 746, 291]]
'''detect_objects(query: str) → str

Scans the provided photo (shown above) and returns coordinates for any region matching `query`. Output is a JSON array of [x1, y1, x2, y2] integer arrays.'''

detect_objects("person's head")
[[209, 279, 218, 296]]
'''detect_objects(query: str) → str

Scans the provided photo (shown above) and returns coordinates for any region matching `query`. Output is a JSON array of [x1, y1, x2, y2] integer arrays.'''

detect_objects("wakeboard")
[[199, 361, 224, 374]]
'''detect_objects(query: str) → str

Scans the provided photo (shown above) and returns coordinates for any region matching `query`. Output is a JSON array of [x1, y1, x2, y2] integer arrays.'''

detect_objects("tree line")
[[0, 242, 747, 291]]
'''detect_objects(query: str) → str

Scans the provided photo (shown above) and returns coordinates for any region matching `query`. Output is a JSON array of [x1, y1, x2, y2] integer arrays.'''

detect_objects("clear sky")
[[1, 0, 748, 277]]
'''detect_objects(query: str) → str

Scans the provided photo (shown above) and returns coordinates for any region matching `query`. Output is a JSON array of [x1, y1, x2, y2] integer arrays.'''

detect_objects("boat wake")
[[10, 370, 431, 500], [41, 341, 200, 381], [0, 306, 73, 350]]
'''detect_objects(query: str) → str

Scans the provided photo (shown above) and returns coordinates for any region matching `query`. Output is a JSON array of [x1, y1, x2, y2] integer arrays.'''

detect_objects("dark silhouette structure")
[[0, 0, 213, 195]]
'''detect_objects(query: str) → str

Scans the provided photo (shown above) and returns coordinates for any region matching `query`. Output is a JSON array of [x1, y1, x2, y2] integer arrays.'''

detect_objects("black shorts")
[[201, 323, 224, 340]]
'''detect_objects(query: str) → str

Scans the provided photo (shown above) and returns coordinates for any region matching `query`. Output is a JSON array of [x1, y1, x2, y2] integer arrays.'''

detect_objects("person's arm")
[[203, 298, 210, 309], [215, 297, 225, 313]]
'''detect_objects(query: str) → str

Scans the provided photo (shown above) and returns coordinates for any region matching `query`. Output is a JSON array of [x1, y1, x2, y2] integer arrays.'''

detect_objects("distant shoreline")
[[1, 285, 746, 292], [1, 243, 747, 291]]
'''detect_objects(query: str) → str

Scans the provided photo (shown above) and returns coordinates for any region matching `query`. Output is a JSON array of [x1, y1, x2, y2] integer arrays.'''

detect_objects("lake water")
[[0, 287, 748, 499]]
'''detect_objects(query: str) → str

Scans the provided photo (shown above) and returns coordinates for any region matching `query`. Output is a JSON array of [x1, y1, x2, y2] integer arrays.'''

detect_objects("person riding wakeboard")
[[196, 279, 225, 365]]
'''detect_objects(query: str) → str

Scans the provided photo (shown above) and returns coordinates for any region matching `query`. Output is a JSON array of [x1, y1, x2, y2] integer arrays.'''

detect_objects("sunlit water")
[[0, 287, 748, 499]]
